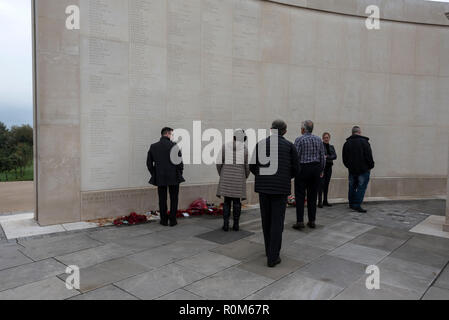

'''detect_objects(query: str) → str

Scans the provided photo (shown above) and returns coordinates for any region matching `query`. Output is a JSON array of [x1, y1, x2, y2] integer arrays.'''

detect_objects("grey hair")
[[352, 126, 361, 135], [271, 119, 287, 136], [302, 120, 314, 134]]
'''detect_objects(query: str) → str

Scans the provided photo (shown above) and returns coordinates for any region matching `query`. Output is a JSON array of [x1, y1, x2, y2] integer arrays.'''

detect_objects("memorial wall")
[[35, 0, 449, 225]]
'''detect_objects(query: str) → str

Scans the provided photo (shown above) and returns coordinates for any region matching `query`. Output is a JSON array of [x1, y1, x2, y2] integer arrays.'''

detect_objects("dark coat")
[[250, 135, 299, 195], [342, 135, 375, 175], [324, 143, 337, 167], [147, 137, 185, 187]]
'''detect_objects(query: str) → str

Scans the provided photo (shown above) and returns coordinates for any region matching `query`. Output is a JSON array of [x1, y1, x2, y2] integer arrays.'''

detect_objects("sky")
[[0, 0, 32, 128], [0, 0, 448, 129]]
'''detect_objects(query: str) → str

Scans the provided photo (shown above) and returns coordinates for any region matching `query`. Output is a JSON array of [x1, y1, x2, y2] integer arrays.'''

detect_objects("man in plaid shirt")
[[293, 120, 326, 230]]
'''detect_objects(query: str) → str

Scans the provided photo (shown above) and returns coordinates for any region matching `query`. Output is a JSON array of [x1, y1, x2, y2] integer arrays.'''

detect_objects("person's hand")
[[320, 172, 324, 178]]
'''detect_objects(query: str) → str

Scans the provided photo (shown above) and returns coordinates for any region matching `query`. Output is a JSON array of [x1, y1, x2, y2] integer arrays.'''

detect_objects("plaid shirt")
[[294, 133, 326, 171]]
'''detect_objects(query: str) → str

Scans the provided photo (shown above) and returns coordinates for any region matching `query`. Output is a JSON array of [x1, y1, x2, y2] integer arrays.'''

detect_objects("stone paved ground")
[[0, 200, 448, 300]]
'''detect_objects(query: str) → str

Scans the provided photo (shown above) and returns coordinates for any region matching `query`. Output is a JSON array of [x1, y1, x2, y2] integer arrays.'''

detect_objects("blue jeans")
[[348, 172, 370, 208]]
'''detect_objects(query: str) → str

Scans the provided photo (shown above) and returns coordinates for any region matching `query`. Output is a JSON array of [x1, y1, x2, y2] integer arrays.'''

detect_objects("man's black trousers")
[[295, 162, 322, 223], [158, 185, 180, 224], [259, 193, 288, 264]]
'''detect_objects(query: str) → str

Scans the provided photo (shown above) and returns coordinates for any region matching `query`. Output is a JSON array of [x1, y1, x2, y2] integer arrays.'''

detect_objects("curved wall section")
[[268, 0, 449, 26], [35, 0, 449, 225]]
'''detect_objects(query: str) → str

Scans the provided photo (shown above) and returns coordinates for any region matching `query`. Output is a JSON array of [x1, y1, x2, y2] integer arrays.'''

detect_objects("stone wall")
[[34, 0, 449, 225]]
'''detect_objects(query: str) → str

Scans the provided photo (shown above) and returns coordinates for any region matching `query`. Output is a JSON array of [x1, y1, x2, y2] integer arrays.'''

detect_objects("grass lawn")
[[0, 165, 34, 182]]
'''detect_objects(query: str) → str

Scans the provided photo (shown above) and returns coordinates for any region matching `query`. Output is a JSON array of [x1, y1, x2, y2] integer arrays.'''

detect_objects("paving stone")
[[406, 234, 449, 254], [406, 200, 446, 216], [334, 278, 421, 300], [0, 258, 66, 292], [329, 243, 389, 265], [0, 243, 33, 271], [211, 239, 265, 262], [422, 286, 449, 300], [350, 233, 407, 252], [128, 237, 218, 269], [157, 224, 214, 242], [389, 243, 449, 269], [157, 289, 205, 300], [196, 229, 254, 245], [378, 257, 440, 282], [87, 224, 164, 243], [378, 268, 435, 295], [325, 221, 374, 237], [434, 265, 449, 290], [115, 264, 205, 300], [70, 285, 138, 300], [175, 252, 240, 276], [247, 273, 343, 300], [18, 233, 102, 261], [0, 277, 79, 300], [248, 229, 308, 246], [238, 254, 306, 280], [297, 255, 367, 288], [282, 243, 329, 263], [364, 227, 412, 240], [242, 220, 264, 233], [297, 230, 355, 250], [111, 232, 173, 254], [58, 257, 149, 293], [185, 267, 273, 300], [55, 243, 132, 269]]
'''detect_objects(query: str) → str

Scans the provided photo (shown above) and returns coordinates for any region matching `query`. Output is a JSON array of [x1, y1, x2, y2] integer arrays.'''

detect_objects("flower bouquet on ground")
[[171, 199, 224, 219], [113, 212, 148, 226]]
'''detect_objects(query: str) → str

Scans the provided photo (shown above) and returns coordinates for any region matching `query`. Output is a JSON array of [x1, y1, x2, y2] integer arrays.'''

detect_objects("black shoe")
[[222, 224, 229, 232], [169, 220, 178, 227], [318, 203, 323, 209], [307, 222, 316, 229], [268, 258, 282, 268], [293, 222, 305, 230], [160, 220, 169, 227], [233, 224, 240, 232], [323, 202, 332, 207], [355, 207, 367, 213]]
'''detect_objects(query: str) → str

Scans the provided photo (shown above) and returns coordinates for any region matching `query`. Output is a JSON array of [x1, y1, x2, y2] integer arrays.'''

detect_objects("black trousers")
[[223, 197, 241, 223], [259, 193, 287, 264], [318, 165, 333, 204], [295, 163, 322, 223], [158, 185, 180, 223]]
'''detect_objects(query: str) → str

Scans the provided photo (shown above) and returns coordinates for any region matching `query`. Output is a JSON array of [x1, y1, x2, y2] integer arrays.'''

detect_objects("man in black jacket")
[[342, 126, 375, 213], [250, 120, 299, 268], [147, 127, 185, 227]]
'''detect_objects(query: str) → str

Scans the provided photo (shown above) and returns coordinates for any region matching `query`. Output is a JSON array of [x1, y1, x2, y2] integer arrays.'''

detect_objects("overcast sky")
[[0, 0, 448, 129], [0, 0, 32, 128]]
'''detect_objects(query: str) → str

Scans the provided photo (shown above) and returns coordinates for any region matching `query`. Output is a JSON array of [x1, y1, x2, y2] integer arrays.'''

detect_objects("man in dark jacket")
[[147, 127, 185, 227], [250, 120, 299, 268], [342, 126, 375, 213]]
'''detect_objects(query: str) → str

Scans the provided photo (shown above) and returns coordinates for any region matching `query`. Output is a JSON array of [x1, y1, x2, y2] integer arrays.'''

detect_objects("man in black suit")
[[147, 127, 185, 227], [250, 120, 299, 268]]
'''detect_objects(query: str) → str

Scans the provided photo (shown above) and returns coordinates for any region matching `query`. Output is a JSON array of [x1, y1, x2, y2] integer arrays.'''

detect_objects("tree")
[[0, 123, 34, 181], [0, 122, 11, 181]]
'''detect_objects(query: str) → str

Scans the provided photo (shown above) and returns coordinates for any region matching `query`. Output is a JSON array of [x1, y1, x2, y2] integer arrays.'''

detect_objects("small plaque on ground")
[[196, 229, 255, 245]]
